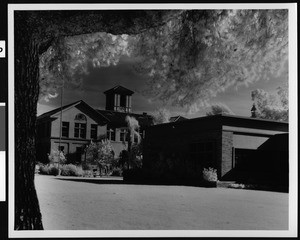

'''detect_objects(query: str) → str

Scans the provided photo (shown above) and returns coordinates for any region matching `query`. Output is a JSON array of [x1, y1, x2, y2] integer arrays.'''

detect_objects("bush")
[[39, 164, 50, 175], [60, 164, 83, 177], [203, 167, 218, 182], [83, 170, 93, 177], [49, 165, 60, 176], [82, 162, 94, 171], [110, 167, 123, 177]]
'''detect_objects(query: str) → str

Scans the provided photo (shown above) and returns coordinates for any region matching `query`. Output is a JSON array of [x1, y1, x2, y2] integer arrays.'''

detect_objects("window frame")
[[61, 121, 70, 138]]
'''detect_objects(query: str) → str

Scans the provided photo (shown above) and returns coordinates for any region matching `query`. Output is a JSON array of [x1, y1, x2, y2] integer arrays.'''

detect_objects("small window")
[[90, 124, 98, 140], [58, 146, 65, 153], [107, 128, 116, 141], [74, 113, 87, 121], [120, 129, 127, 142], [62, 122, 69, 138]]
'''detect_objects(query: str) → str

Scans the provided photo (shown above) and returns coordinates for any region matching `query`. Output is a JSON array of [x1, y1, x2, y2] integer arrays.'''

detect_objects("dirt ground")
[[35, 175, 288, 230]]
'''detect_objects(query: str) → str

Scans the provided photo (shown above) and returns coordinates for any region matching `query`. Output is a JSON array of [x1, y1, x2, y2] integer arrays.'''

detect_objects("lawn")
[[35, 175, 288, 230]]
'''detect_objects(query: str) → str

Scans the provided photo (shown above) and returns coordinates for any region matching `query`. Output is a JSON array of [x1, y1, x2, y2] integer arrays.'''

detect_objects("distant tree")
[[152, 108, 171, 124], [251, 83, 288, 121], [206, 103, 235, 116], [85, 140, 114, 169], [125, 116, 141, 169]]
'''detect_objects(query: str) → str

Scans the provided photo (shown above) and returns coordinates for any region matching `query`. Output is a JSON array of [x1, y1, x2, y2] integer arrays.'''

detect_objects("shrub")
[[49, 165, 60, 176], [60, 164, 83, 177], [203, 167, 218, 182], [39, 164, 50, 175], [110, 167, 123, 177], [83, 170, 93, 177], [82, 162, 94, 171]]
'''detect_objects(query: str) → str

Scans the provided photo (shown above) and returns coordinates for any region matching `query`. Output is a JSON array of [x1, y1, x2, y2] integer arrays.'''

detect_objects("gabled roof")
[[103, 85, 134, 95], [37, 100, 110, 124], [96, 109, 154, 128], [169, 115, 188, 122]]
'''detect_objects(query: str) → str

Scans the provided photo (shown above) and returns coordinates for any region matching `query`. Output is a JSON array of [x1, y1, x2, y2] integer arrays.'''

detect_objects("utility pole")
[[58, 83, 64, 175]]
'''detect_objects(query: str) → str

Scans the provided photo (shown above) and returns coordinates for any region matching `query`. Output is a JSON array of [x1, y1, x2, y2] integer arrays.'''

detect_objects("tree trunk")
[[14, 16, 43, 230], [13, 10, 183, 230]]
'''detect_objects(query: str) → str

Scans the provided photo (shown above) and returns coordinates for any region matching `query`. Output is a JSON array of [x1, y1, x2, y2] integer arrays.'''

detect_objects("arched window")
[[74, 113, 87, 138], [74, 113, 87, 121]]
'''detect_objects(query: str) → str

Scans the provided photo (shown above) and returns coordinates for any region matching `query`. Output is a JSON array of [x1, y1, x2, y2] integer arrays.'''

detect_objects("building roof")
[[148, 113, 288, 132], [103, 85, 134, 95], [37, 100, 110, 124], [96, 109, 154, 128]]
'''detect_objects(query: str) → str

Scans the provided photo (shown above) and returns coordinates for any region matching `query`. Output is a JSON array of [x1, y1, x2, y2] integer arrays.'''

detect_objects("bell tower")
[[104, 85, 134, 113]]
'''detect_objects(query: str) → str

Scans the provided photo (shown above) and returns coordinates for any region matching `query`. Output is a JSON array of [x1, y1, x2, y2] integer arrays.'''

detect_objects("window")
[[120, 129, 127, 142], [74, 123, 86, 139], [107, 128, 116, 141], [120, 95, 126, 108], [90, 124, 98, 139], [74, 113, 87, 121], [62, 122, 69, 138], [58, 146, 65, 153]]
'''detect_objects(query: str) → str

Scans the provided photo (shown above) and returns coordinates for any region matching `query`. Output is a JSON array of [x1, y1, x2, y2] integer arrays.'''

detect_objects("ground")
[[35, 175, 288, 230]]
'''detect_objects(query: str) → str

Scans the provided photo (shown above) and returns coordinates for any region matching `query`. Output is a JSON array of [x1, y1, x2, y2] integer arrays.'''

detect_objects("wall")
[[221, 131, 233, 178], [143, 119, 222, 183], [50, 106, 101, 139], [232, 134, 269, 149]]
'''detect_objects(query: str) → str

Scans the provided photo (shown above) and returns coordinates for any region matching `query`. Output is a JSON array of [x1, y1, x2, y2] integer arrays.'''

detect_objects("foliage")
[[206, 103, 235, 116], [152, 108, 171, 124], [110, 167, 123, 177], [251, 82, 288, 121], [129, 143, 143, 169], [125, 116, 141, 144], [133, 10, 288, 113], [48, 149, 67, 164], [85, 139, 114, 167], [39, 10, 288, 113], [38, 164, 50, 175], [39, 32, 136, 101], [203, 167, 218, 182], [38, 164, 60, 176], [60, 164, 83, 176]]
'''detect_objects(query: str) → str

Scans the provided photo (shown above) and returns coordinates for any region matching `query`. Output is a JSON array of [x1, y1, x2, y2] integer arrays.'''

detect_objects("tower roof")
[[103, 85, 134, 95]]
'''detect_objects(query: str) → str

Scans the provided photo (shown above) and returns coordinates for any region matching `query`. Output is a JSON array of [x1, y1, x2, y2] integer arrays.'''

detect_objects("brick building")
[[143, 114, 288, 186]]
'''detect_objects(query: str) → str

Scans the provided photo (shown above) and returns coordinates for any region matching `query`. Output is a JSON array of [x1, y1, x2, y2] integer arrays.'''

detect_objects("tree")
[[152, 108, 171, 124], [133, 10, 288, 113], [85, 140, 114, 174], [125, 116, 141, 169], [206, 103, 235, 116], [14, 9, 288, 229], [15, 10, 180, 230], [251, 83, 288, 121]]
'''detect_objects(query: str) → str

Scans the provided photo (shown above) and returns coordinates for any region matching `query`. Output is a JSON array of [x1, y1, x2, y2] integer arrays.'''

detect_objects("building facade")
[[36, 86, 153, 163], [143, 114, 288, 186]]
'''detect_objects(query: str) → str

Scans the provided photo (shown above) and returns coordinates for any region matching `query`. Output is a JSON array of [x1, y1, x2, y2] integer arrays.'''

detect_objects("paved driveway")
[[35, 175, 288, 230]]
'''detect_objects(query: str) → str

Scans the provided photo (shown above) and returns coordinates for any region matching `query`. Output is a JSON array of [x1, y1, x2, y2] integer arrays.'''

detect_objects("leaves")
[[152, 108, 171, 124], [206, 103, 235, 116], [85, 139, 114, 166], [251, 83, 288, 121], [39, 10, 288, 113]]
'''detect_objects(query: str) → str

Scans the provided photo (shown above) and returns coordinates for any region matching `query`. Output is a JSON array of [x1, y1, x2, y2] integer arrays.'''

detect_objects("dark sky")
[[37, 55, 287, 118]]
